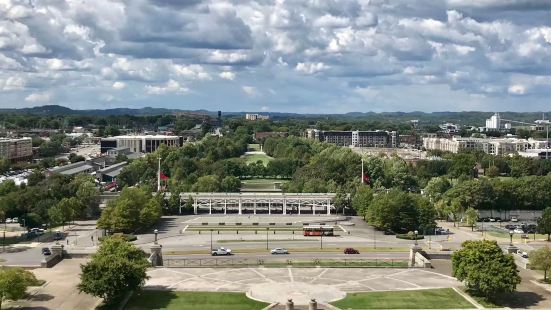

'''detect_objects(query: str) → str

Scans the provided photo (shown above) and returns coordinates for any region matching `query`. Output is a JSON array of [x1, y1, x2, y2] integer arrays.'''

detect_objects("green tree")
[[97, 187, 161, 233], [452, 240, 521, 301], [191, 175, 221, 192], [424, 177, 451, 202], [537, 207, 551, 241], [78, 237, 149, 303], [0, 268, 40, 309], [530, 246, 551, 282], [351, 186, 373, 217], [464, 207, 479, 231], [366, 189, 418, 232], [220, 176, 241, 192]]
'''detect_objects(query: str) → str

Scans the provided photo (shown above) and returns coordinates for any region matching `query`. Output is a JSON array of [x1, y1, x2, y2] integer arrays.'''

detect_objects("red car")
[[344, 248, 359, 254]]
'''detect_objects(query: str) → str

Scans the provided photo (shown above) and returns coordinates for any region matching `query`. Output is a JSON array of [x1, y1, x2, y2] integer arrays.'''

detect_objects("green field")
[[331, 288, 476, 309], [123, 291, 268, 310], [243, 153, 273, 166]]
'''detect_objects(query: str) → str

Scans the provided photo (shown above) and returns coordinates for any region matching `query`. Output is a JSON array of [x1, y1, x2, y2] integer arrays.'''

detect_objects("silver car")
[[270, 248, 289, 255]]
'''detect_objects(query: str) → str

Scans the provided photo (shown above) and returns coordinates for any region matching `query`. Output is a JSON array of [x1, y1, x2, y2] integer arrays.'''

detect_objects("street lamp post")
[[154, 229, 159, 244], [509, 230, 514, 246], [210, 229, 213, 250], [320, 232, 323, 250], [266, 228, 269, 250], [414, 230, 418, 246]]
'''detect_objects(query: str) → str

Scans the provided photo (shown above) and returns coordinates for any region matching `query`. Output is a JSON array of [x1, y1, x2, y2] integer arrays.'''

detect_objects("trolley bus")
[[303, 224, 334, 236]]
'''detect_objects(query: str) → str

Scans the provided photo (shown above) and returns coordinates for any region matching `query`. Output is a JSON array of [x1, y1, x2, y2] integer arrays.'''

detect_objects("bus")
[[303, 224, 334, 236]]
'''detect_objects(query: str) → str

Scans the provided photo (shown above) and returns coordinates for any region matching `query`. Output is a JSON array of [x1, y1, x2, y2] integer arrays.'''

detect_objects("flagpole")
[[361, 158, 364, 184], [157, 156, 161, 192]]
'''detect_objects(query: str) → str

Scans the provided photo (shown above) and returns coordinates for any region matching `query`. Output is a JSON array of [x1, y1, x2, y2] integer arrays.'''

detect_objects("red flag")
[[159, 172, 169, 181], [363, 173, 370, 184]]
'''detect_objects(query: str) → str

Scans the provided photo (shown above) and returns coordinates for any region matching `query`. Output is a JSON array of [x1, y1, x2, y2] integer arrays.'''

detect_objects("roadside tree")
[[78, 237, 150, 303], [537, 207, 551, 241], [530, 246, 551, 282], [464, 207, 479, 231], [452, 240, 520, 301], [0, 268, 40, 309]]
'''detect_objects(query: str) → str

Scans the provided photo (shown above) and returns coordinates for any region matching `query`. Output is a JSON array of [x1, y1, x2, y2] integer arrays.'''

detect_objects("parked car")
[[488, 218, 496, 222], [504, 224, 515, 230], [344, 248, 360, 254], [513, 228, 524, 234], [211, 247, 232, 256], [5, 218, 12, 223], [53, 231, 63, 240], [30, 228, 45, 235], [12, 217, 18, 223], [510, 217, 519, 222], [518, 251, 529, 258], [270, 248, 289, 255], [41, 247, 51, 256]]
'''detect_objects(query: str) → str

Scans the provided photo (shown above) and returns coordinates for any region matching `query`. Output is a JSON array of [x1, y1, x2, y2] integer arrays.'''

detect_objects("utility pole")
[[157, 157, 161, 192]]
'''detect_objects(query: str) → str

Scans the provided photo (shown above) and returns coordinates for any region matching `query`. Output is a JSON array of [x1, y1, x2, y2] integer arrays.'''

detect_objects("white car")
[[211, 247, 232, 256], [510, 217, 518, 222], [12, 217, 18, 223], [513, 228, 524, 234], [5, 218, 12, 223], [271, 248, 289, 255]]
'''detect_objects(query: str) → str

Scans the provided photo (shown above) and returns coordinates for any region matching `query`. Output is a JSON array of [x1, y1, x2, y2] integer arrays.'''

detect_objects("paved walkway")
[[6, 259, 100, 310], [146, 267, 461, 305]]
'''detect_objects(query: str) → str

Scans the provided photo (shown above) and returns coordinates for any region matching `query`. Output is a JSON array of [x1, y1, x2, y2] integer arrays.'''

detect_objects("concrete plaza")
[[146, 267, 462, 305]]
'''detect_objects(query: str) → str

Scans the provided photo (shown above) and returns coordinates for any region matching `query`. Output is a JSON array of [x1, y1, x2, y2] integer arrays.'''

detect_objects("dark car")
[[344, 248, 360, 254], [41, 247, 51, 256]]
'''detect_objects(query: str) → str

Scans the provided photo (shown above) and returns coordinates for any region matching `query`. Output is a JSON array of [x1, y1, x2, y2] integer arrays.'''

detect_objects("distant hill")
[[0, 105, 214, 117]]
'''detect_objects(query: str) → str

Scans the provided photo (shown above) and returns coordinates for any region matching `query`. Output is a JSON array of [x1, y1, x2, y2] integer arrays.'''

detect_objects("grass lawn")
[[243, 153, 273, 166], [123, 291, 268, 310], [331, 288, 476, 309], [247, 144, 261, 151]]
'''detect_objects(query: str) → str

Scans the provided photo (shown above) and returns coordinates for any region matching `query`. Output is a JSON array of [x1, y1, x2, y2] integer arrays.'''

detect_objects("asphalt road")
[[164, 252, 409, 260]]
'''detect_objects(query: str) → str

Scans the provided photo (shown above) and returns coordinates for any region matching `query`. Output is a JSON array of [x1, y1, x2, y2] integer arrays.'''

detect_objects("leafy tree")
[[366, 189, 418, 232], [0, 159, 10, 175], [464, 207, 479, 231], [220, 176, 241, 192], [97, 187, 161, 233], [78, 237, 150, 303], [0, 268, 40, 309], [452, 240, 520, 301], [191, 175, 221, 192], [48, 205, 65, 229], [424, 177, 451, 202], [537, 207, 551, 241], [530, 246, 551, 282], [351, 186, 373, 217]]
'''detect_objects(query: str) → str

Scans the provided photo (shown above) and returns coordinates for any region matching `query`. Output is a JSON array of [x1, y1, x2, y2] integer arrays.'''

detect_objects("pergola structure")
[[179, 192, 336, 215]]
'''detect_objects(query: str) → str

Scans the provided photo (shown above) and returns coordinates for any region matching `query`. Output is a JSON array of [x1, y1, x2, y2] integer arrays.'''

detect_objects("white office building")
[[100, 135, 182, 154]]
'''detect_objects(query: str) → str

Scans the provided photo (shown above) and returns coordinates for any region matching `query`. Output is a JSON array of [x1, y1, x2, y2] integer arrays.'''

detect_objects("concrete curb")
[[262, 302, 279, 310], [452, 287, 483, 309], [530, 279, 551, 293]]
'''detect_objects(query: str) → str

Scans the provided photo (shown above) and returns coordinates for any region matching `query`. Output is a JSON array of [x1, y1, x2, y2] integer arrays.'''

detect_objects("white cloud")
[[508, 84, 527, 95], [260, 106, 269, 111], [112, 81, 126, 90], [25, 92, 52, 103], [242, 86, 257, 97], [0, 77, 26, 91], [146, 80, 189, 95], [295, 62, 329, 74], [172, 64, 211, 80], [219, 71, 236, 80]]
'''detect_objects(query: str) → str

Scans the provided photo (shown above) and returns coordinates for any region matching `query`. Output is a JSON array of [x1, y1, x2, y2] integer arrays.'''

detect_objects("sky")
[[1, 0, 551, 113]]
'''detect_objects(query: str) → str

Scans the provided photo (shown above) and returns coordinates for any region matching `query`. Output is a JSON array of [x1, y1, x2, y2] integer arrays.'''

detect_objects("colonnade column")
[[298, 201, 301, 215], [209, 199, 212, 215], [313, 202, 316, 215], [254, 202, 256, 215], [268, 199, 271, 215], [224, 199, 227, 214], [238, 198, 242, 215], [327, 199, 331, 215], [283, 198, 287, 215]]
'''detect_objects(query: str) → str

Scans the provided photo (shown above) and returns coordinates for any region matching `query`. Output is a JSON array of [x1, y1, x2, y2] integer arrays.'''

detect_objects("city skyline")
[[2, 1, 551, 113]]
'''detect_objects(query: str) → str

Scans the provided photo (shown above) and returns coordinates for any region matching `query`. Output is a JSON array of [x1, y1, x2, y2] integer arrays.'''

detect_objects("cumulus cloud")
[[146, 80, 189, 94], [219, 71, 236, 80], [242, 86, 258, 97], [508, 84, 527, 95], [25, 92, 52, 103], [112, 81, 126, 90], [1, 0, 551, 111], [295, 62, 329, 74]]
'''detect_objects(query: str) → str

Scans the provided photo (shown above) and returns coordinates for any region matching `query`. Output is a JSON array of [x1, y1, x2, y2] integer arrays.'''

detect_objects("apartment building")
[[0, 137, 33, 161], [245, 113, 269, 121], [423, 136, 548, 156], [306, 129, 399, 148]]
